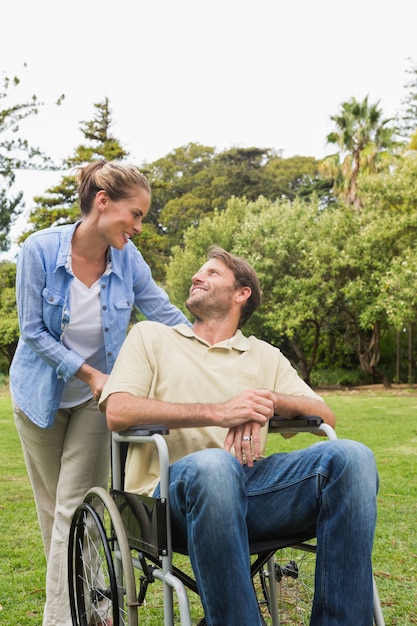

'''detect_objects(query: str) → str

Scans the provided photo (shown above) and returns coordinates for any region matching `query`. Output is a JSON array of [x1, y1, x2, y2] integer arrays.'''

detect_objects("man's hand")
[[224, 421, 263, 467], [217, 388, 275, 427]]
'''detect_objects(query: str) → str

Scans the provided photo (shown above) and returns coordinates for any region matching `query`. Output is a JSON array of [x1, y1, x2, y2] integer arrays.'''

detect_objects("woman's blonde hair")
[[76, 160, 151, 215]]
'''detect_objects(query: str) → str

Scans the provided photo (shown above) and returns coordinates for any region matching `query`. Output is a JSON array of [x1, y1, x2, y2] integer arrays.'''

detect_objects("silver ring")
[[242, 436, 251, 442]]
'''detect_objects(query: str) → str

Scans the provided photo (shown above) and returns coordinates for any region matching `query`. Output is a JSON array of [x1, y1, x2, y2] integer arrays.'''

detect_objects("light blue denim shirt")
[[10, 221, 189, 428]]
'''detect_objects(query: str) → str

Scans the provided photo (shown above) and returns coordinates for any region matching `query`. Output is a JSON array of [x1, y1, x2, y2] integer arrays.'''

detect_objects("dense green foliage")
[[0, 262, 18, 364], [165, 161, 417, 384]]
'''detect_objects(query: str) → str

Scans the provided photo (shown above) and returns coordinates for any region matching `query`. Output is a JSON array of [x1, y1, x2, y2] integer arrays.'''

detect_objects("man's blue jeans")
[[156, 439, 378, 626]]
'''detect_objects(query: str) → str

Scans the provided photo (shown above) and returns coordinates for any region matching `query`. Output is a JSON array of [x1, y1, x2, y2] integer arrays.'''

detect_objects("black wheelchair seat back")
[[111, 488, 168, 557]]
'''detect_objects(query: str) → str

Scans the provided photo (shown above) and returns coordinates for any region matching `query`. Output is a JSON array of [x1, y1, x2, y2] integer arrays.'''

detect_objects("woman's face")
[[98, 188, 150, 249]]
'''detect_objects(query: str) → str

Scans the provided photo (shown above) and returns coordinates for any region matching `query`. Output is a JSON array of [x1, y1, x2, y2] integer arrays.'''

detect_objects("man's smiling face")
[[186, 258, 239, 321]]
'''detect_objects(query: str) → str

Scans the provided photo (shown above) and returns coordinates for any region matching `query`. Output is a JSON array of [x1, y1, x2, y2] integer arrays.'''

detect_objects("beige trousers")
[[13, 399, 111, 626]]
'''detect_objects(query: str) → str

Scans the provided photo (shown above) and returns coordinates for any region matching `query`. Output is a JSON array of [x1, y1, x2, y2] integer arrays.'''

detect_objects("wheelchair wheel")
[[257, 544, 315, 625], [68, 487, 138, 626]]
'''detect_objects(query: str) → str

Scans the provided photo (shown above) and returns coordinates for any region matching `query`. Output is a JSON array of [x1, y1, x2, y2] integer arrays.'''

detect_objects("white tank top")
[[59, 276, 106, 408]]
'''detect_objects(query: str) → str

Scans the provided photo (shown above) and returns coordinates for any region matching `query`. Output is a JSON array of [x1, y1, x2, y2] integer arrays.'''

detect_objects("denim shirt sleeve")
[[112, 243, 190, 327], [15, 230, 84, 382]]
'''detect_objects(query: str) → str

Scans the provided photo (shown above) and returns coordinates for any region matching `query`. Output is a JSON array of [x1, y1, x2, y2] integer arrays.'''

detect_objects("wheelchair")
[[68, 416, 385, 625]]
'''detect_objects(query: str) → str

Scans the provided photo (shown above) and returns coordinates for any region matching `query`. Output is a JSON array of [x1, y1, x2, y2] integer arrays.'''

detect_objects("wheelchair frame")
[[68, 416, 385, 625]]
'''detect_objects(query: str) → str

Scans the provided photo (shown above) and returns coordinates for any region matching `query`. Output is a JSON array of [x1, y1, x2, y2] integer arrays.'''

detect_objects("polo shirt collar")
[[174, 324, 251, 351]]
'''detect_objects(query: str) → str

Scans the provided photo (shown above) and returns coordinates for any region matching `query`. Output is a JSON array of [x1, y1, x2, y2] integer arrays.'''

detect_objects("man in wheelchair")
[[99, 246, 379, 626]]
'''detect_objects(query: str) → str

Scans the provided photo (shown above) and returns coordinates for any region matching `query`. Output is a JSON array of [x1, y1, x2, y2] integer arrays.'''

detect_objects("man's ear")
[[236, 285, 252, 304]]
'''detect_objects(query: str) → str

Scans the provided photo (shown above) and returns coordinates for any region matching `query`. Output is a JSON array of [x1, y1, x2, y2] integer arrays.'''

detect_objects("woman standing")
[[10, 160, 188, 626]]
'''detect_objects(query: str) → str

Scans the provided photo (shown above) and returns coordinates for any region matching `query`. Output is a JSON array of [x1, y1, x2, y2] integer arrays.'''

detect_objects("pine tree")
[[0, 67, 63, 250], [21, 97, 128, 240]]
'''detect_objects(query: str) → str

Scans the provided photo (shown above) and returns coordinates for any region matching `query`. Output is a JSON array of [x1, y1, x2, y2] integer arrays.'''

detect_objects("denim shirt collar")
[[55, 221, 79, 271], [54, 220, 120, 279]]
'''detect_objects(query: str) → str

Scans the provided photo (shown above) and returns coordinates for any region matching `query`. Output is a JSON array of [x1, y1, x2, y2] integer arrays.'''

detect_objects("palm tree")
[[323, 96, 397, 209]]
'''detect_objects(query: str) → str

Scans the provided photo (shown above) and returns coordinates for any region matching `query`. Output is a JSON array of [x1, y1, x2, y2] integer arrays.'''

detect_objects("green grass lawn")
[[1, 387, 416, 625]]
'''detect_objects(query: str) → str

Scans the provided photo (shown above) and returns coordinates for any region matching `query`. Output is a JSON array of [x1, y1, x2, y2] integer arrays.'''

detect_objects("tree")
[[18, 97, 178, 282], [232, 198, 352, 382], [167, 184, 417, 385], [333, 219, 389, 383], [165, 196, 254, 315], [0, 261, 19, 368], [142, 143, 217, 240], [263, 154, 333, 204], [397, 57, 417, 141], [322, 96, 397, 209], [166, 196, 346, 383], [208, 147, 271, 203], [144, 145, 327, 278], [0, 67, 63, 250], [321, 152, 417, 384], [20, 98, 128, 240], [358, 152, 417, 381], [144, 145, 274, 271]]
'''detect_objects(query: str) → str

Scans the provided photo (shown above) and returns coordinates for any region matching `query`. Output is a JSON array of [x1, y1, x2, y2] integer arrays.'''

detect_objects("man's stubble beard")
[[186, 288, 234, 322], [186, 296, 205, 322]]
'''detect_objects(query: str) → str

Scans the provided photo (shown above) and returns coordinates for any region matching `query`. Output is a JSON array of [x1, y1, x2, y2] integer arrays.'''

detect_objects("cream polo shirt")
[[99, 321, 323, 495]]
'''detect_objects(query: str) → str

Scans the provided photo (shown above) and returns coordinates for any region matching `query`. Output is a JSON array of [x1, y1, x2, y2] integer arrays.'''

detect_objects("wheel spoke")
[[68, 488, 138, 626]]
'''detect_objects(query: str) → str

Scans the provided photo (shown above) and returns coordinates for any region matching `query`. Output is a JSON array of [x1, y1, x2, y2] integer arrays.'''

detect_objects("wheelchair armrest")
[[112, 427, 171, 495], [269, 415, 323, 433], [117, 424, 170, 437], [117, 416, 324, 436], [269, 415, 337, 440]]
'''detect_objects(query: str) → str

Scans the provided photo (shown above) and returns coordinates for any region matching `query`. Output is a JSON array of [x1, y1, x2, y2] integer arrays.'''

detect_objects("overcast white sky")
[[2, 0, 417, 232]]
